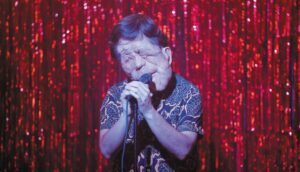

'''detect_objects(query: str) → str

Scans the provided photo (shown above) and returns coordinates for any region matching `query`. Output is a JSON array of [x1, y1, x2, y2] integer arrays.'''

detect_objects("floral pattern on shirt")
[[100, 74, 203, 172]]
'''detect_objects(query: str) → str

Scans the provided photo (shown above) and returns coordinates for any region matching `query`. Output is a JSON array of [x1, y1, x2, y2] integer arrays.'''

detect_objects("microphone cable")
[[121, 100, 129, 172], [121, 73, 152, 171]]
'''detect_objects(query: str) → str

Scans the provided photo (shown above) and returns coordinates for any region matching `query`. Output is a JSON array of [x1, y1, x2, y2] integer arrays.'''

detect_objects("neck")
[[152, 73, 176, 108]]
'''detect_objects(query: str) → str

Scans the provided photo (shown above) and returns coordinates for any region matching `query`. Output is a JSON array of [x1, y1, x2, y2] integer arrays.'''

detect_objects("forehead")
[[116, 36, 159, 53]]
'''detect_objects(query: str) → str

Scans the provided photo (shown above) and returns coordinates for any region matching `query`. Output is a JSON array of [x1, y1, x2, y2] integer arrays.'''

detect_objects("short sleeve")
[[100, 88, 123, 130], [177, 88, 204, 136]]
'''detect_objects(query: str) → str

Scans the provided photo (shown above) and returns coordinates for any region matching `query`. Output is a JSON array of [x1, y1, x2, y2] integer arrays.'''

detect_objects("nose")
[[134, 55, 145, 70]]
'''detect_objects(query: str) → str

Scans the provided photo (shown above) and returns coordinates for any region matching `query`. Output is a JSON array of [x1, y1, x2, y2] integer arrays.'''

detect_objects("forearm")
[[99, 114, 129, 159], [143, 108, 196, 160]]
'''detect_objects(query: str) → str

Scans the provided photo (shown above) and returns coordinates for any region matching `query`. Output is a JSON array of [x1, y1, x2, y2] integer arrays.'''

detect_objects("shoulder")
[[175, 74, 201, 96], [101, 80, 127, 107], [106, 80, 127, 98]]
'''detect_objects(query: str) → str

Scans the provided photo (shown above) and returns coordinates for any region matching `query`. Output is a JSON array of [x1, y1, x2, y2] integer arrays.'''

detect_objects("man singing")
[[99, 14, 203, 171]]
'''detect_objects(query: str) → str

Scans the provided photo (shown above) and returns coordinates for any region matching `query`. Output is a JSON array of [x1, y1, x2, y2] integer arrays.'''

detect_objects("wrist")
[[143, 107, 156, 120]]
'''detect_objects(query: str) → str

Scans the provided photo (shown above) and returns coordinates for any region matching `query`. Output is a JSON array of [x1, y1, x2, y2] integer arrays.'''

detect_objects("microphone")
[[139, 73, 152, 84], [126, 73, 152, 101], [127, 74, 152, 172]]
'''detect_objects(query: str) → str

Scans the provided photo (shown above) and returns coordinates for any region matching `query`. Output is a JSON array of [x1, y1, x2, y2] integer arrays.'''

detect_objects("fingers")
[[124, 81, 152, 101], [121, 81, 154, 115]]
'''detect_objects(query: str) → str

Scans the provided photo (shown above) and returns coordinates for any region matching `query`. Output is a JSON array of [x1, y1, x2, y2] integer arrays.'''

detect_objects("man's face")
[[116, 36, 172, 91]]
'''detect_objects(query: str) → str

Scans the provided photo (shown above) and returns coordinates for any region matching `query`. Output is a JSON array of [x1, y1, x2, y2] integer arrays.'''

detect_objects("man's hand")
[[120, 81, 154, 116]]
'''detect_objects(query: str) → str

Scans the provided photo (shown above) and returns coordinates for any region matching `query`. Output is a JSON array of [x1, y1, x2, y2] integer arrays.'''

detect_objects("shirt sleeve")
[[177, 87, 204, 136], [100, 88, 123, 130]]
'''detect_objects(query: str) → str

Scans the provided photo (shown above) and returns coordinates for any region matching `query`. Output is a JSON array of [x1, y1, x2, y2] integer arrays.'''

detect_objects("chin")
[[155, 86, 163, 91], [154, 82, 168, 91], [154, 72, 172, 91]]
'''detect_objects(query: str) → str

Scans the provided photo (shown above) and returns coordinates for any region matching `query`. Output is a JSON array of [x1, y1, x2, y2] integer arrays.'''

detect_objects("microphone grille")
[[139, 73, 152, 84]]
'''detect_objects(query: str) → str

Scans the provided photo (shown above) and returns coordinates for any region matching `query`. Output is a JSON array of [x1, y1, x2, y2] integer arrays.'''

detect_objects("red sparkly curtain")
[[1, 0, 299, 171]]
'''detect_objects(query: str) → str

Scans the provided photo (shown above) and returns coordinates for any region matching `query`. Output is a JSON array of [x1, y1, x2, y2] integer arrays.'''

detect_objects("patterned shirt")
[[100, 73, 204, 172]]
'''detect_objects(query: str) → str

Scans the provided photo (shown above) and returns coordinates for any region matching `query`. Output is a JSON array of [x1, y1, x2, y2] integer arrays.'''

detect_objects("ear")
[[162, 47, 172, 65]]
